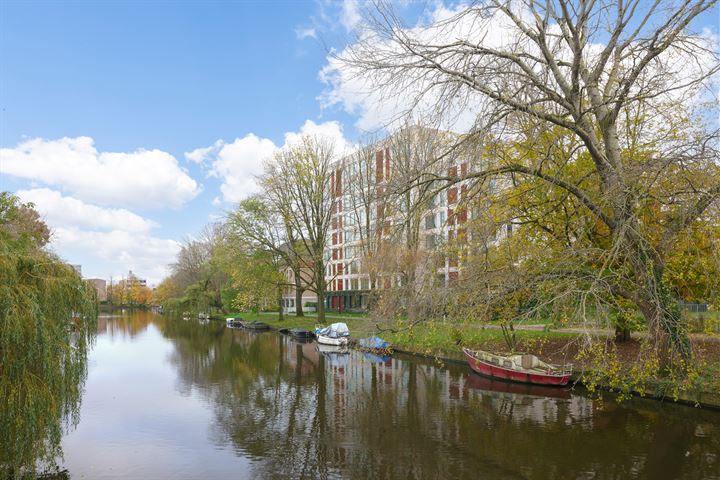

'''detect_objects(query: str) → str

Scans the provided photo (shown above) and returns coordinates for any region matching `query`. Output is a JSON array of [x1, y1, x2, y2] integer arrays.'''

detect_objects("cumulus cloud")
[[0, 136, 201, 209], [17, 188, 157, 233], [188, 120, 353, 204], [52, 227, 181, 285]]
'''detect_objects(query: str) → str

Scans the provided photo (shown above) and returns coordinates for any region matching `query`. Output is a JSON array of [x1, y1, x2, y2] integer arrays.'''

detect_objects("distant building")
[[127, 270, 147, 288], [86, 278, 107, 302]]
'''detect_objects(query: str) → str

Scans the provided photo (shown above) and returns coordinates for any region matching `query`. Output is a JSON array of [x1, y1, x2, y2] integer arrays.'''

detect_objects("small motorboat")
[[226, 316, 243, 327], [463, 348, 572, 386], [315, 322, 350, 346], [317, 334, 349, 346], [279, 327, 316, 339]]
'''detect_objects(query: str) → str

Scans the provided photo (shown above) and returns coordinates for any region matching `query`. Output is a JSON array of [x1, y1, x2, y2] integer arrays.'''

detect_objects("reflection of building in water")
[[96, 315, 108, 334]]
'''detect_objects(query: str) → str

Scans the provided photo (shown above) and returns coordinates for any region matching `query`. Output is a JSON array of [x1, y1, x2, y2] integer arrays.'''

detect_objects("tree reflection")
[[156, 315, 720, 479]]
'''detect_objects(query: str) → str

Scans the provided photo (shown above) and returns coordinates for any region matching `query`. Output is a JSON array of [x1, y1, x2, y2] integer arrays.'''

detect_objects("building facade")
[[322, 128, 494, 312]]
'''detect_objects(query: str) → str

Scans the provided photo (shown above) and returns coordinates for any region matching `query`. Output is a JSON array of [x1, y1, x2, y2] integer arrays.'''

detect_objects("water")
[[58, 311, 719, 479]]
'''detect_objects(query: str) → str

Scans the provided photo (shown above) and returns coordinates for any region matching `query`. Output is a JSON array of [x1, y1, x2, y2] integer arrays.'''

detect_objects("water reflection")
[[62, 313, 720, 479]]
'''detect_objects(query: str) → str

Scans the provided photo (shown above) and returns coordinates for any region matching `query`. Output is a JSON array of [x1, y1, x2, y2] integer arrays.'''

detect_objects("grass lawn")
[[227, 311, 573, 359]]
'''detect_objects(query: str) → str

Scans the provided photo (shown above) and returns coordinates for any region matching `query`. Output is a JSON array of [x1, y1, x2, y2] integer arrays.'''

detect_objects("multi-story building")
[[281, 264, 318, 314], [85, 278, 108, 302], [127, 270, 147, 288], [323, 128, 495, 312]]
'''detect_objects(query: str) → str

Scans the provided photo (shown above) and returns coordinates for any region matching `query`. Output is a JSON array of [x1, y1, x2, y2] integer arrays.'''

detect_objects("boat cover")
[[358, 335, 389, 349], [315, 322, 350, 338]]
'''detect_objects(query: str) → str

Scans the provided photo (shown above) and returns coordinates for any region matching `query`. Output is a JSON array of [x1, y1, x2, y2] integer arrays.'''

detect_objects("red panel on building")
[[460, 163, 467, 177], [335, 169, 342, 196], [337, 279, 344, 291], [447, 187, 457, 204], [448, 271, 459, 284], [458, 208, 467, 224], [448, 165, 458, 178], [332, 232, 337, 245], [448, 207, 455, 226], [376, 150, 384, 183], [385, 147, 391, 179], [337, 263, 343, 274]]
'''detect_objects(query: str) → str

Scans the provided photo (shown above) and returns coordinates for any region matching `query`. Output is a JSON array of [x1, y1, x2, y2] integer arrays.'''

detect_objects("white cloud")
[[188, 120, 353, 204], [202, 133, 277, 204], [0, 136, 201, 209], [52, 227, 181, 285], [16, 188, 157, 233], [184, 139, 224, 164], [341, 0, 361, 32], [296, 27, 317, 40]]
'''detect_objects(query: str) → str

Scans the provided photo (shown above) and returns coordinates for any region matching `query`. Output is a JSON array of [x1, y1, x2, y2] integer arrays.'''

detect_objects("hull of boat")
[[317, 335, 348, 346], [463, 349, 571, 386]]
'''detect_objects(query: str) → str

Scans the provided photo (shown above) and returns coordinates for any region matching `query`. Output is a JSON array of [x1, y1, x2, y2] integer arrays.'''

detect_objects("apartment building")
[[323, 128, 497, 312]]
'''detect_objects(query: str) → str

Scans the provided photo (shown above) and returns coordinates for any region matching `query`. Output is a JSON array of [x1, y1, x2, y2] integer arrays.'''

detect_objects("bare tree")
[[263, 136, 336, 323], [338, 0, 720, 366]]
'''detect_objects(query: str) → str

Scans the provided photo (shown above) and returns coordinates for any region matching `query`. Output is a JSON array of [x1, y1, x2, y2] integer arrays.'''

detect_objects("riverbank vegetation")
[[0, 193, 97, 478], [156, 1, 719, 402]]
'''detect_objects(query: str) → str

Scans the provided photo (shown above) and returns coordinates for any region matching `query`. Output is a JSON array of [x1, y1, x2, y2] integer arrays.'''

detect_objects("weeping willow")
[[0, 193, 97, 478]]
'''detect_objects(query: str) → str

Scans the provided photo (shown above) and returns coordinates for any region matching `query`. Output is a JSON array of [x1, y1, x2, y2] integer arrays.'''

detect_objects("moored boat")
[[317, 334, 348, 346], [279, 328, 316, 339], [462, 348, 572, 386], [226, 316, 243, 327], [315, 322, 350, 346], [241, 320, 270, 331]]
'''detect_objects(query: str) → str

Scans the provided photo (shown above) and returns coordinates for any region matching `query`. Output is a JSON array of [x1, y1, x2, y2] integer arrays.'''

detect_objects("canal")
[[58, 312, 719, 479]]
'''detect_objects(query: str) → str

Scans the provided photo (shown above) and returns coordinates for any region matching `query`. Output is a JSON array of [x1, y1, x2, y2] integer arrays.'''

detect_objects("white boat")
[[317, 334, 349, 346]]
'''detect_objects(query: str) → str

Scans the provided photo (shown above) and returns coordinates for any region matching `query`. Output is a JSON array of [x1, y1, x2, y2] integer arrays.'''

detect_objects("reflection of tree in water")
[[100, 310, 161, 339], [159, 317, 720, 480]]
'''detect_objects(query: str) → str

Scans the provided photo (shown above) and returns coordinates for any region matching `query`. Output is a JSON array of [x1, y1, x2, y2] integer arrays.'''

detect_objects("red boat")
[[463, 348, 572, 386]]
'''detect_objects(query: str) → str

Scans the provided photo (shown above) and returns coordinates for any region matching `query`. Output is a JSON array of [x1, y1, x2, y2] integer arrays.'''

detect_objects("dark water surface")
[[59, 312, 719, 479]]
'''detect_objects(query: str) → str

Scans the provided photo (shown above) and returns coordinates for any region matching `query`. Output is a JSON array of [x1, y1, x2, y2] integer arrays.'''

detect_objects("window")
[[351, 278, 359, 290], [426, 234, 436, 250], [439, 210, 447, 226], [424, 214, 436, 230]]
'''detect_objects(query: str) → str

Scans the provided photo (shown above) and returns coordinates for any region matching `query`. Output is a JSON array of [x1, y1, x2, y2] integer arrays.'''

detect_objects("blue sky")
[[0, 0, 369, 283], [1, 0, 717, 284]]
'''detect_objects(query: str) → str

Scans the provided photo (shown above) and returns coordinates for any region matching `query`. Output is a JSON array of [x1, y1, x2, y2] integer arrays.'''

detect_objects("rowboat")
[[317, 334, 348, 346], [462, 348, 572, 386], [241, 321, 270, 331]]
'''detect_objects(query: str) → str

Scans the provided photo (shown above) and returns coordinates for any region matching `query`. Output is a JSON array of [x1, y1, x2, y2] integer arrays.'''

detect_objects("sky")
[[1, 0, 717, 285]]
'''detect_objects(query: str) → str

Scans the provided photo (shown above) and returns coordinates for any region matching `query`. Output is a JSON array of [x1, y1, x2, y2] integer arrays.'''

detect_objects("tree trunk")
[[614, 325, 631, 342], [295, 284, 305, 317], [277, 284, 284, 322]]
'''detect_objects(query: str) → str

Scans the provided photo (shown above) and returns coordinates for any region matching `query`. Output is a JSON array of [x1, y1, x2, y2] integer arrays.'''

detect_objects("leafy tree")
[[0, 192, 96, 477]]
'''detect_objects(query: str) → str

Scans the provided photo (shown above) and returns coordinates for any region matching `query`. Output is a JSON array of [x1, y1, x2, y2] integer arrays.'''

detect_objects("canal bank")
[[223, 311, 720, 410]]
